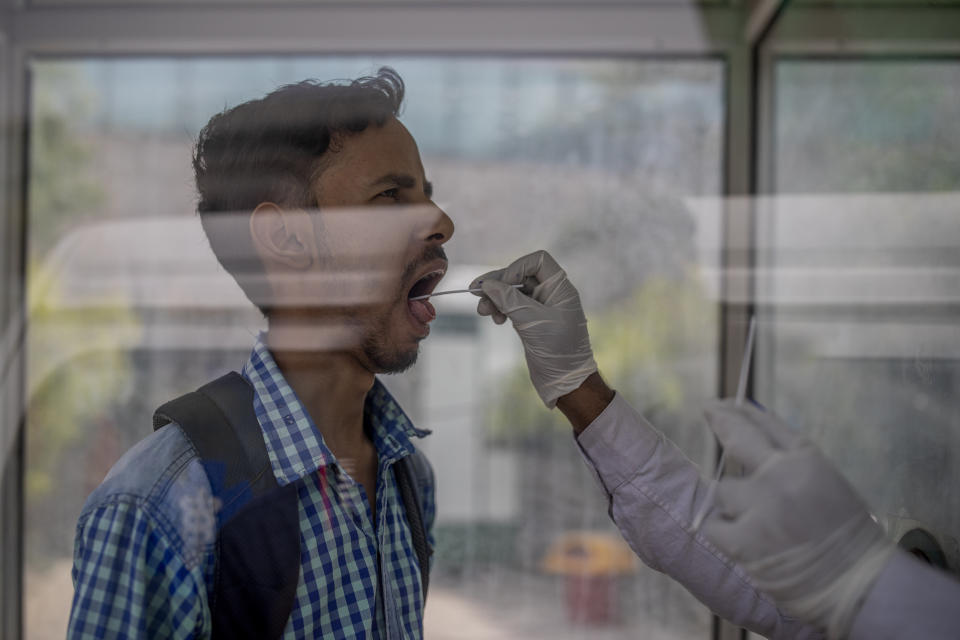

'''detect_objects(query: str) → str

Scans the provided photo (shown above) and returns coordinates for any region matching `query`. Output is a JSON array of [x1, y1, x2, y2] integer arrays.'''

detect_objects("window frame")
[[4, 2, 960, 639], [0, 4, 745, 639]]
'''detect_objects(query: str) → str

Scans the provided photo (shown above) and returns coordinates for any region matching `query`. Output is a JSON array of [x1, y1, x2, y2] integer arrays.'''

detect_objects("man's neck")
[[265, 324, 375, 454]]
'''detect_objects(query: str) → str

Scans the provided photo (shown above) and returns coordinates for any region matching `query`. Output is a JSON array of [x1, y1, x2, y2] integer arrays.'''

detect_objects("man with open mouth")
[[68, 68, 451, 639]]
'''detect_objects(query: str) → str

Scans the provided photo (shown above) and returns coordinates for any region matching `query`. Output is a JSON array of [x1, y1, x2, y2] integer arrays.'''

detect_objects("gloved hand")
[[702, 401, 895, 639], [470, 250, 597, 408]]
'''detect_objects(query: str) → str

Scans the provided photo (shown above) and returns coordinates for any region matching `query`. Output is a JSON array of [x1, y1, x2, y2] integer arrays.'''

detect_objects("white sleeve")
[[575, 392, 823, 640], [848, 547, 960, 640]]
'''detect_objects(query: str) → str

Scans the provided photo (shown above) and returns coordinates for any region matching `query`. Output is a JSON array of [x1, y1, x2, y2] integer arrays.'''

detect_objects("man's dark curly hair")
[[192, 67, 405, 315]]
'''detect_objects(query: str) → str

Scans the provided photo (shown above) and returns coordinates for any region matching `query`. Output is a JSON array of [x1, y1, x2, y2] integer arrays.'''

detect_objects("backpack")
[[153, 372, 431, 640]]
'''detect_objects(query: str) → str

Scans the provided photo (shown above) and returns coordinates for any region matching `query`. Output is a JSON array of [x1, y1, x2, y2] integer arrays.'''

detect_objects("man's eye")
[[377, 188, 400, 200]]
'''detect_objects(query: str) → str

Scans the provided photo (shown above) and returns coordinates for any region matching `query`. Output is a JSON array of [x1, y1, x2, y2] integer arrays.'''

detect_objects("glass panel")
[[793, 0, 960, 6], [758, 59, 960, 576], [24, 55, 723, 639], [31, 0, 726, 6]]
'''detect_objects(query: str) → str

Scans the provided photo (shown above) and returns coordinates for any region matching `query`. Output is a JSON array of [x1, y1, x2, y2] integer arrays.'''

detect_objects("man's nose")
[[423, 203, 455, 246]]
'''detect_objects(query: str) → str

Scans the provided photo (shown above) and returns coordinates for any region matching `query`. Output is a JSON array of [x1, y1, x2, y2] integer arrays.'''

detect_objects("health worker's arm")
[[702, 402, 960, 640], [568, 382, 820, 639], [848, 547, 960, 640], [473, 250, 821, 640]]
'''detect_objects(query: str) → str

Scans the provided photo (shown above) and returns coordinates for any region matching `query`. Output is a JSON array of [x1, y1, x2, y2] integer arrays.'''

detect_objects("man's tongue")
[[408, 298, 436, 324]]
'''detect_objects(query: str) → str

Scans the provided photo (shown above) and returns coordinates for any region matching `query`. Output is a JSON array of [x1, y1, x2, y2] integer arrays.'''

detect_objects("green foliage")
[[487, 365, 566, 447], [487, 272, 715, 445], [26, 259, 142, 500], [24, 64, 134, 501], [591, 273, 714, 408], [26, 350, 134, 498], [29, 63, 104, 256]]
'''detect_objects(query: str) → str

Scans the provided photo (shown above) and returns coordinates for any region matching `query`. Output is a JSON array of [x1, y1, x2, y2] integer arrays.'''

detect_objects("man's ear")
[[249, 202, 315, 270]]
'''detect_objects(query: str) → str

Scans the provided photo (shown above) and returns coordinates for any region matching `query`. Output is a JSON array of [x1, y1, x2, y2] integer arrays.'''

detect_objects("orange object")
[[542, 531, 637, 625], [542, 531, 637, 577]]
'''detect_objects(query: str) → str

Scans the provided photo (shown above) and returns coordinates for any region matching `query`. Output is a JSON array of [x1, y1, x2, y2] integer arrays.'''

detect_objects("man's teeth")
[[422, 269, 444, 281]]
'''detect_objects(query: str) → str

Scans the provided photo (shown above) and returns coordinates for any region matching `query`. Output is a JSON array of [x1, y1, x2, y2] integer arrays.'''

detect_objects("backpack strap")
[[153, 372, 300, 640], [154, 372, 277, 500], [153, 372, 433, 633], [394, 452, 433, 600]]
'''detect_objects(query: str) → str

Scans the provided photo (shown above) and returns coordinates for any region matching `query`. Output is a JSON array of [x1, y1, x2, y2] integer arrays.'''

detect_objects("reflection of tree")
[[25, 64, 135, 564], [29, 64, 104, 256], [25, 258, 140, 564], [484, 177, 712, 450], [485, 272, 716, 581], [488, 273, 714, 447], [26, 264, 138, 498]]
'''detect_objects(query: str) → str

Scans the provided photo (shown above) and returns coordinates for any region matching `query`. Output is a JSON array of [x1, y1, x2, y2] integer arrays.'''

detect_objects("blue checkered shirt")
[[68, 336, 435, 639]]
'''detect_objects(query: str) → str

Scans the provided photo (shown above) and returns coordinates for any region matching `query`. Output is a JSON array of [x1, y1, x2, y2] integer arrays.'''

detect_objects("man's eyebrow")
[[371, 173, 433, 198]]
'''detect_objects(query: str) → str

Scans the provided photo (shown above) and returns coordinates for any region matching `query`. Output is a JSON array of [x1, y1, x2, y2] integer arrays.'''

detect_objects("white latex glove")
[[471, 250, 597, 408], [702, 401, 895, 639]]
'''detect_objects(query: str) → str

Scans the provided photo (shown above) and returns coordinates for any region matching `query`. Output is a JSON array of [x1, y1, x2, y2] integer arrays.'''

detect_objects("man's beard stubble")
[[361, 245, 447, 374], [361, 334, 420, 374]]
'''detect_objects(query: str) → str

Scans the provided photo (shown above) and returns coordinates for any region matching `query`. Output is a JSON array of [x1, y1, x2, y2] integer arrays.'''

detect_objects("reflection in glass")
[[758, 60, 960, 578], [24, 56, 723, 638]]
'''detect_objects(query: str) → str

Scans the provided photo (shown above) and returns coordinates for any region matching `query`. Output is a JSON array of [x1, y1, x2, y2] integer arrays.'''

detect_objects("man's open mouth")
[[406, 268, 445, 325]]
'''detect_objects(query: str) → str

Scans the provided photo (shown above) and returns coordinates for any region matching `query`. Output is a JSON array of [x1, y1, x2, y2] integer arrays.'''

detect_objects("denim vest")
[[80, 423, 219, 576], [77, 419, 431, 639]]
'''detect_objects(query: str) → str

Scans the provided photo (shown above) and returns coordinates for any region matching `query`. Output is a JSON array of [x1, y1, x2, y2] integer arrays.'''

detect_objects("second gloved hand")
[[471, 250, 597, 408], [702, 402, 895, 639]]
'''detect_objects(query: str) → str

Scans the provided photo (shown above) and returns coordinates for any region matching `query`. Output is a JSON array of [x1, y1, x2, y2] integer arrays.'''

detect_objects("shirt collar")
[[241, 333, 429, 486]]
